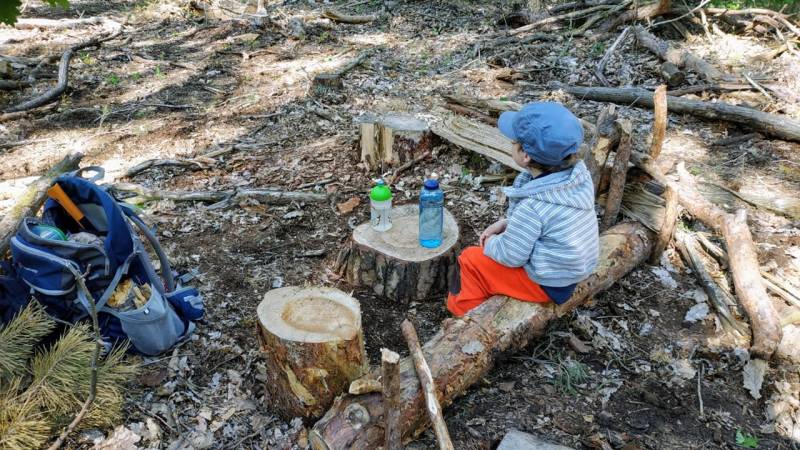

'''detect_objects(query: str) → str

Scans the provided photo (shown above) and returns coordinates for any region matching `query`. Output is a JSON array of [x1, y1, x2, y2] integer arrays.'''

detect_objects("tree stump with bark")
[[337, 204, 459, 303], [256, 286, 368, 421], [360, 114, 433, 170]]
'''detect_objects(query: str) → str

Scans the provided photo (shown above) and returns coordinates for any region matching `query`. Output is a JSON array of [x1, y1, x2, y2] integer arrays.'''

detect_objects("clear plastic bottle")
[[419, 173, 444, 248], [370, 179, 392, 232]]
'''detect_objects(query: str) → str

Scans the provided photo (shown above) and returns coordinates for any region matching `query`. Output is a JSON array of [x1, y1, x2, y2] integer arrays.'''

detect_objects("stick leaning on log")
[[401, 320, 454, 450], [0, 153, 84, 257], [310, 222, 654, 448]]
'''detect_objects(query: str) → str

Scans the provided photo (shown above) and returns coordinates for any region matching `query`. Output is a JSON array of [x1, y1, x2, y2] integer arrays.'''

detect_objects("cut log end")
[[257, 287, 367, 420], [342, 204, 459, 302], [360, 113, 433, 169]]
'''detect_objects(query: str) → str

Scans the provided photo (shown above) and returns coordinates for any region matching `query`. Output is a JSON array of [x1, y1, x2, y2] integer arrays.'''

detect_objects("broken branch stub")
[[256, 287, 368, 421]]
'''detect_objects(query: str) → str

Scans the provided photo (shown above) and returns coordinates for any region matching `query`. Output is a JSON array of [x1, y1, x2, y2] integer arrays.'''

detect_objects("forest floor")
[[1, 0, 800, 449]]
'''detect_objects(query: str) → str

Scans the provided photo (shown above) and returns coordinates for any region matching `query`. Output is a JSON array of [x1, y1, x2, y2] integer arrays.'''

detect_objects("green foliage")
[[0, 0, 70, 26], [154, 65, 165, 79], [105, 73, 121, 86], [551, 357, 589, 395], [736, 429, 759, 448], [0, 304, 136, 449]]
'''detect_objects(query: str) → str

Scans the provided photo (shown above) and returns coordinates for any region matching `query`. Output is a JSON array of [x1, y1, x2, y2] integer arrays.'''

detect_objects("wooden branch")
[[602, 0, 671, 31], [587, 105, 619, 194], [508, 4, 616, 35], [0, 153, 83, 257], [0, 79, 32, 91], [401, 320, 454, 450], [110, 183, 328, 206], [704, 7, 800, 36], [124, 157, 216, 178], [310, 222, 654, 447], [323, 8, 377, 24], [649, 85, 667, 159], [311, 52, 370, 96], [551, 83, 800, 142], [648, 184, 677, 264], [3, 30, 122, 113], [14, 16, 112, 29], [601, 120, 632, 231], [388, 150, 432, 184], [46, 271, 102, 450], [633, 25, 726, 81], [675, 164, 781, 358], [659, 61, 685, 87], [675, 230, 749, 336], [382, 348, 402, 450], [595, 26, 631, 86]]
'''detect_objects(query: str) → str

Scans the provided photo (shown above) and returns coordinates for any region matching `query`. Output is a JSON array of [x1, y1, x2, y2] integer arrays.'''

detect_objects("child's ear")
[[521, 152, 531, 165]]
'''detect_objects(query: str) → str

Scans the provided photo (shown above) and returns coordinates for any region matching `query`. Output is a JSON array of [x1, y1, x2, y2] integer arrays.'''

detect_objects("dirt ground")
[[2, 0, 800, 449]]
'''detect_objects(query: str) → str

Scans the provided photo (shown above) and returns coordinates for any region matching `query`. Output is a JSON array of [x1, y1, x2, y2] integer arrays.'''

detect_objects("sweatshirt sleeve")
[[484, 200, 542, 267]]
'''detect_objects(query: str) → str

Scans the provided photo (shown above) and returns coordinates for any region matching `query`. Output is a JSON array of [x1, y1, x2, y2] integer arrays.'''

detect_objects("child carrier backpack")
[[7, 167, 203, 355]]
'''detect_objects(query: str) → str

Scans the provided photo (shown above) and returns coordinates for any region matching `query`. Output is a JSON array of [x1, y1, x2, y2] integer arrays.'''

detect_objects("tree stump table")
[[256, 286, 367, 421], [337, 204, 460, 303]]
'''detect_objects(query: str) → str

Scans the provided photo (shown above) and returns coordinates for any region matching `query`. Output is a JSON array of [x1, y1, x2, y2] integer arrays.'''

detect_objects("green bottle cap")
[[370, 180, 392, 201]]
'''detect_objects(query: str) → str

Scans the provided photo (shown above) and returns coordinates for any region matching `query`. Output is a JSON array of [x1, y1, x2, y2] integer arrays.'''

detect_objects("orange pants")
[[446, 246, 550, 317]]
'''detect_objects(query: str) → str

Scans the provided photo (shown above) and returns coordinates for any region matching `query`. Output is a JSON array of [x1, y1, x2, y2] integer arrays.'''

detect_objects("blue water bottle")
[[419, 173, 444, 248]]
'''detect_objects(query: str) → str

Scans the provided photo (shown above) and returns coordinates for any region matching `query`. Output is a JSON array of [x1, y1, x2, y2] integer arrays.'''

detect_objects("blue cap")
[[423, 179, 439, 190], [497, 102, 584, 166]]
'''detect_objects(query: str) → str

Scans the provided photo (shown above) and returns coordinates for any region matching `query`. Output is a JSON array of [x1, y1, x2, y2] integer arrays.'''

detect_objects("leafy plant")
[[154, 65, 165, 79], [105, 73, 120, 86], [736, 429, 759, 448], [552, 357, 589, 395], [0, 0, 69, 26]]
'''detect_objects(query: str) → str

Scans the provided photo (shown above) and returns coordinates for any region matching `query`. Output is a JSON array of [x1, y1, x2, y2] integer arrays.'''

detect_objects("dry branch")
[[310, 222, 654, 448], [586, 105, 619, 194], [322, 8, 377, 24], [633, 26, 726, 81], [675, 164, 781, 358], [124, 157, 216, 178], [508, 4, 616, 36], [14, 17, 113, 29], [110, 183, 328, 206], [382, 349, 402, 450], [0, 153, 83, 257], [649, 185, 677, 264], [595, 26, 631, 86], [649, 85, 668, 159], [3, 30, 122, 113], [601, 120, 632, 230], [401, 320, 454, 450], [551, 83, 800, 142], [602, 0, 672, 31]]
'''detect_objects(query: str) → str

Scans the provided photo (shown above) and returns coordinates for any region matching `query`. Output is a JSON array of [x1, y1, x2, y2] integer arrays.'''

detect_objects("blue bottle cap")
[[423, 179, 439, 190]]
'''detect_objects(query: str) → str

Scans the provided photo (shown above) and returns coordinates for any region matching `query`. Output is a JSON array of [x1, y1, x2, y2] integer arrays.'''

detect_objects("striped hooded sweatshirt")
[[483, 160, 599, 294]]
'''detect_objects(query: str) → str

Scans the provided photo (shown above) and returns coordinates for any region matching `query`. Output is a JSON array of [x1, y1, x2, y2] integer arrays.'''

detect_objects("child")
[[447, 102, 600, 316]]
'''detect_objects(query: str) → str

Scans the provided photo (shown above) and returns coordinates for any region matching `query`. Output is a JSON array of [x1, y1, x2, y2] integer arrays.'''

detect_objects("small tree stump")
[[311, 73, 343, 97], [256, 286, 367, 421], [338, 204, 459, 302], [359, 113, 433, 170]]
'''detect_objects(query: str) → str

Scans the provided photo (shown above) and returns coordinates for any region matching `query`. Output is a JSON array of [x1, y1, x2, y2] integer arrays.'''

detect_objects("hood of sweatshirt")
[[502, 160, 595, 211]]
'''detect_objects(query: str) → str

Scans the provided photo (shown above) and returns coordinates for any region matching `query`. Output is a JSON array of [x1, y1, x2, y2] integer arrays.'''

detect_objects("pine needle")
[[0, 380, 50, 450], [0, 303, 56, 380]]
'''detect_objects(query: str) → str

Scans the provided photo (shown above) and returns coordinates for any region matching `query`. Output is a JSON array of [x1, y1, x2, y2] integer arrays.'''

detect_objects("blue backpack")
[[5, 167, 203, 355]]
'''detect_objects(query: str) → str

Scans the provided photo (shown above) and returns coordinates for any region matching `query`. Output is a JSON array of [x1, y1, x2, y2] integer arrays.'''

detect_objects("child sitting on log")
[[447, 102, 600, 316]]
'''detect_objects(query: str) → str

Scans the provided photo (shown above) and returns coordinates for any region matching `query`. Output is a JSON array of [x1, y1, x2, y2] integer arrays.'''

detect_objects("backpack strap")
[[71, 166, 105, 183], [119, 205, 176, 292]]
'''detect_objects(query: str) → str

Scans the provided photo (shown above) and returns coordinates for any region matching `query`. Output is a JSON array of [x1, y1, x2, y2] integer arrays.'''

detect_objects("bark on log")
[[360, 114, 433, 170], [14, 17, 109, 29], [431, 115, 526, 173], [601, 0, 671, 31], [310, 222, 654, 448], [381, 349, 401, 450], [633, 25, 726, 81], [601, 120, 632, 231], [401, 320, 454, 450], [311, 52, 369, 97], [659, 61, 685, 87], [551, 83, 800, 142], [648, 184, 677, 264], [0, 153, 83, 257], [337, 204, 459, 303], [649, 84, 667, 160], [675, 164, 781, 358], [256, 286, 368, 420], [586, 105, 620, 194]]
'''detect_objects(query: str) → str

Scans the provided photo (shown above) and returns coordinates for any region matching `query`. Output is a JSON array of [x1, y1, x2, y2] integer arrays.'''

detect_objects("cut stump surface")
[[339, 204, 459, 302], [256, 286, 368, 421]]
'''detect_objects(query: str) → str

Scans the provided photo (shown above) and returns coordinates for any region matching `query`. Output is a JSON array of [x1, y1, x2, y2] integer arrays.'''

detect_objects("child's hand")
[[479, 219, 507, 247]]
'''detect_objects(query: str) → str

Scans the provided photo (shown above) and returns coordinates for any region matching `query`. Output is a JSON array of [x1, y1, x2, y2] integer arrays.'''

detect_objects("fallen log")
[[551, 83, 800, 142], [0, 153, 83, 257], [14, 17, 114, 30], [310, 222, 654, 448], [401, 320, 454, 450], [322, 9, 377, 24], [601, 0, 671, 32], [311, 51, 369, 97], [507, 4, 616, 36], [381, 349, 401, 450], [675, 164, 781, 358], [110, 183, 328, 206], [431, 115, 526, 172], [256, 287, 367, 420], [3, 29, 122, 113], [659, 61, 685, 87], [633, 25, 727, 81], [123, 157, 216, 178]]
